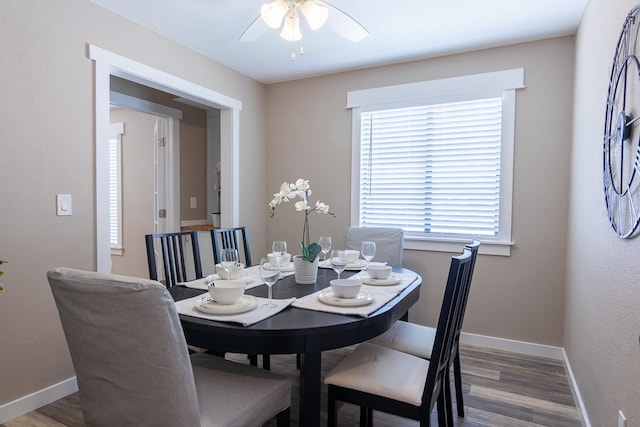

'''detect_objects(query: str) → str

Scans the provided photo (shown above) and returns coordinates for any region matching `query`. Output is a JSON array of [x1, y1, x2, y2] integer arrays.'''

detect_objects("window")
[[109, 123, 124, 255], [348, 69, 524, 256]]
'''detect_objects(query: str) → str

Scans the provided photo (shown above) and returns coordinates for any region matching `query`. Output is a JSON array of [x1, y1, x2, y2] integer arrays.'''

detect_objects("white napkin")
[[179, 265, 295, 291], [175, 293, 296, 327], [291, 271, 417, 317]]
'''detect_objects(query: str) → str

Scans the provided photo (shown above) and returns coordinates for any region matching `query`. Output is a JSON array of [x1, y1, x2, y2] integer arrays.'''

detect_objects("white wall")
[[566, 0, 640, 425]]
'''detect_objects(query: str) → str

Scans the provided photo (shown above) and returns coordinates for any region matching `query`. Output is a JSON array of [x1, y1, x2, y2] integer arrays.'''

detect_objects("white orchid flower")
[[295, 179, 310, 191], [315, 201, 330, 214], [295, 200, 311, 211]]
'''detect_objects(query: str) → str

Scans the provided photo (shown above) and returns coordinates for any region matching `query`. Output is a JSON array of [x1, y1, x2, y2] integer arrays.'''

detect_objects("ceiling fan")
[[240, 0, 369, 43]]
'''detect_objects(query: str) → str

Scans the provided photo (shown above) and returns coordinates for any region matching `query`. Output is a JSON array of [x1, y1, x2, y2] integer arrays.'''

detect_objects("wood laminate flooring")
[[2, 344, 581, 427]]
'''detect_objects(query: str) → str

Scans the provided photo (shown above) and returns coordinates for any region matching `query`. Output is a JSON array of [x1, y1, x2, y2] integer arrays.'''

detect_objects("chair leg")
[[359, 406, 373, 427], [453, 351, 465, 417], [263, 354, 271, 370], [436, 388, 448, 427], [248, 354, 258, 366], [444, 368, 454, 425], [275, 407, 290, 427], [327, 387, 338, 427]]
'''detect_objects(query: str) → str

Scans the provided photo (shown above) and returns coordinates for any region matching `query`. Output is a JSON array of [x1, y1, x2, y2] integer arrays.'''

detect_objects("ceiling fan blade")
[[323, 1, 369, 42], [239, 15, 269, 41]]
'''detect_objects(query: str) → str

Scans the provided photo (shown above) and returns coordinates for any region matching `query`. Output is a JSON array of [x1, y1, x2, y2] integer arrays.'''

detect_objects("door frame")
[[90, 45, 242, 273]]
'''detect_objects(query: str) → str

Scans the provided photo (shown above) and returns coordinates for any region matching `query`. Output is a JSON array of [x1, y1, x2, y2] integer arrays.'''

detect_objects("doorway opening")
[[91, 45, 242, 273]]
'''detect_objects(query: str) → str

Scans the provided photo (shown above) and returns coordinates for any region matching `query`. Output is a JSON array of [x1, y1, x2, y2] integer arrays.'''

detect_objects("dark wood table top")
[[170, 266, 422, 426]]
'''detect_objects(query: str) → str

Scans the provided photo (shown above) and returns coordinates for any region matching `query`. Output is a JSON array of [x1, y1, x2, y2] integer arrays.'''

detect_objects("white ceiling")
[[91, 0, 588, 84]]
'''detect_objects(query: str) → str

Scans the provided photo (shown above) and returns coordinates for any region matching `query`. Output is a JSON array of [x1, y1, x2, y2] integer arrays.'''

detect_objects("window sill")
[[404, 237, 513, 256], [111, 247, 124, 256]]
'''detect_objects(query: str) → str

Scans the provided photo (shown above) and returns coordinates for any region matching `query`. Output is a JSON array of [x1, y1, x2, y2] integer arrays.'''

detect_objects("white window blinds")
[[109, 123, 124, 252], [359, 97, 503, 239]]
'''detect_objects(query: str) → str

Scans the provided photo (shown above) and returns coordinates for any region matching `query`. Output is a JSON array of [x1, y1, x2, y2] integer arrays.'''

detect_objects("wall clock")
[[604, 4, 640, 238]]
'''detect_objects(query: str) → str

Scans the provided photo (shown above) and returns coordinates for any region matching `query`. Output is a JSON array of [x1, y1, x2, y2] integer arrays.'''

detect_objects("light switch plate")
[[57, 194, 72, 216]]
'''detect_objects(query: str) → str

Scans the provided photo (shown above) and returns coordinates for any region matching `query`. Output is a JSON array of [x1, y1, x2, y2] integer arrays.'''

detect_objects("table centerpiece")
[[269, 179, 334, 284]]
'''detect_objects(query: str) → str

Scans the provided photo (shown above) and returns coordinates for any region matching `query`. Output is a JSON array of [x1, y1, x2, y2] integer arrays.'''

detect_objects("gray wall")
[[265, 36, 575, 347], [0, 0, 267, 406], [567, 0, 640, 425]]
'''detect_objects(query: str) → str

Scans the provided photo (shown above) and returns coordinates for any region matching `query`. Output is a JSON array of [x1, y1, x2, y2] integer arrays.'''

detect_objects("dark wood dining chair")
[[47, 267, 291, 427], [367, 240, 480, 421], [145, 231, 203, 288], [211, 226, 252, 266], [325, 248, 474, 427]]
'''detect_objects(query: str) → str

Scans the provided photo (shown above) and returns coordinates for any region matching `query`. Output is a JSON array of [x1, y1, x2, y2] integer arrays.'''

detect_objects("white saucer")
[[318, 290, 375, 307], [208, 274, 255, 285], [345, 259, 367, 270], [263, 262, 295, 272], [360, 273, 401, 286], [194, 295, 258, 315]]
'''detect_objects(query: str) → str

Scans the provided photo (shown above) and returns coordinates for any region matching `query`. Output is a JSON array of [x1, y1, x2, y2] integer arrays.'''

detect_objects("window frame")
[[348, 69, 524, 256]]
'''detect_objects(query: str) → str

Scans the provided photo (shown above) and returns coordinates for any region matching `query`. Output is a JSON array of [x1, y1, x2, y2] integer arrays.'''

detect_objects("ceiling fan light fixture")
[[280, 6, 302, 41], [260, 0, 288, 29], [300, 0, 328, 30]]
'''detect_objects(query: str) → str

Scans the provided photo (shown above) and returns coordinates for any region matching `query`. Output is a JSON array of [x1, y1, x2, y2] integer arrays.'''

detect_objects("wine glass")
[[272, 240, 287, 270], [259, 258, 280, 308], [330, 250, 347, 279], [220, 248, 239, 279], [319, 236, 332, 264], [361, 241, 376, 269]]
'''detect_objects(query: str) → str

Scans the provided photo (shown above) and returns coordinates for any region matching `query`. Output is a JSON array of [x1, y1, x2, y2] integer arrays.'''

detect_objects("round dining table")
[[170, 266, 422, 427]]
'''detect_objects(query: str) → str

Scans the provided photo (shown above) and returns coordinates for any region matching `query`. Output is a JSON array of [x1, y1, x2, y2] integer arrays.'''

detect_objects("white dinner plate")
[[318, 290, 375, 307], [263, 262, 295, 272], [194, 295, 258, 315]]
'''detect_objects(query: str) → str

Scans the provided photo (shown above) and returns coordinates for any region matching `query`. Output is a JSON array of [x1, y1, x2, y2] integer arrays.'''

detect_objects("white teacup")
[[344, 250, 360, 263], [216, 263, 245, 280], [367, 264, 392, 280], [268, 252, 291, 267], [330, 279, 362, 299], [208, 280, 245, 304]]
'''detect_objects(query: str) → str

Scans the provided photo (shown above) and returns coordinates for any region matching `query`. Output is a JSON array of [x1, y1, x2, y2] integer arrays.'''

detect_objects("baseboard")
[[0, 377, 78, 424], [561, 348, 591, 427], [460, 332, 591, 427], [460, 332, 565, 359]]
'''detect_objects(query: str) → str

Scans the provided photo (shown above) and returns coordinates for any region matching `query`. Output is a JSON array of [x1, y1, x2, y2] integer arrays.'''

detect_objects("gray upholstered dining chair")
[[345, 226, 404, 266], [367, 240, 480, 421], [47, 267, 291, 427], [324, 248, 474, 427]]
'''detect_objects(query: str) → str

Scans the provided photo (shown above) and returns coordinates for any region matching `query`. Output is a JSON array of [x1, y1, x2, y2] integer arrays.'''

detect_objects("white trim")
[[349, 70, 522, 256], [89, 44, 242, 273], [346, 68, 525, 108], [0, 377, 78, 424], [562, 348, 592, 427], [460, 332, 564, 360]]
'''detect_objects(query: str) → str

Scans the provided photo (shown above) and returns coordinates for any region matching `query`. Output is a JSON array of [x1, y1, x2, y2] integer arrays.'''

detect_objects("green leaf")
[[299, 242, 322, 263]]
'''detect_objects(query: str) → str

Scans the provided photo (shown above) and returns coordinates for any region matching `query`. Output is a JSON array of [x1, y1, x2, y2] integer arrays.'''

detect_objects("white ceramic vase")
[[293, 255, 319, 284], [210, 213, 221, 227]]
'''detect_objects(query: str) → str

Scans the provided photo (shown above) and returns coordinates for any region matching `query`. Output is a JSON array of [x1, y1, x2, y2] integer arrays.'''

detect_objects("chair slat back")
[[145, 231, 203, 287], [211, 226, 252, 266], [422, 248, 474, 411]]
